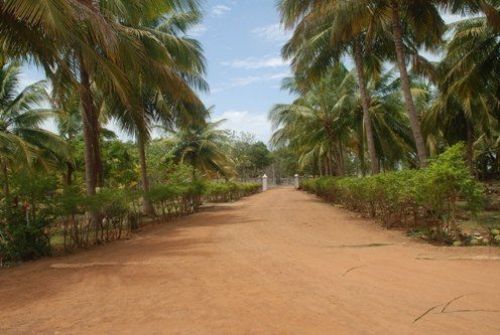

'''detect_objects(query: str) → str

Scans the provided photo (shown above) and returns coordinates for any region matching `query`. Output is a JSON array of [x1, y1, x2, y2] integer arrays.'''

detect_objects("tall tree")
[[387, 0, 445, 166], [279, 0, 384, 174], [288, 0, 445, 167], [171, 118, 234, 180], [426, 9, 500, 171], [270, 65, 413, 175], [1, 0, 203, 199], [0, 61, 66, 195]]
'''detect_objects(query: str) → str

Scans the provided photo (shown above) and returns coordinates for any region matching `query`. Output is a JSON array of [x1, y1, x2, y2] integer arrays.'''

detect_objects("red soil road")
[[1, 188, 500, 334]]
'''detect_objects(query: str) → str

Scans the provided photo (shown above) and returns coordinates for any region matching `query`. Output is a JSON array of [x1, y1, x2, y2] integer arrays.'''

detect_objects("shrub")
[[1, 178, 260, 265], [204, 182, 260, 202], [49, 187, 140, 250], [146, 181, 206, 219], [0, 210, 51, 265], [0, 172, 57, 264], [87, 188, 138, 242], [302, 144, 485, 240]]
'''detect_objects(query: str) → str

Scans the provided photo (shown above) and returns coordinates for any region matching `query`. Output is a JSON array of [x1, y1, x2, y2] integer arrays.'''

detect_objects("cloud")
[[214, 110, 271, 141], [221, 56, 289, 69], [251, 23, 291, 42], [211, 5, 231, 17], [212, 71, 289, 93]]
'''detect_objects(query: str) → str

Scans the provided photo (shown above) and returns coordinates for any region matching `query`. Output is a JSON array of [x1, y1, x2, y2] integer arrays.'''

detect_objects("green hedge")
[[301, 144, 484, 232], [204, 182, 261, 202], [146, 181, 205, 219], [1, 180, 260, 265]]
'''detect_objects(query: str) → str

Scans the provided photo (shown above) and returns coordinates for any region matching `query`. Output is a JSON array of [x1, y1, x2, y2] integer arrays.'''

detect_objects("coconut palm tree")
[[0, 61, 66, 196], [279, 0, 386, 174], [447, 0, 500, 32], [310, 0, 446, 166], [367, 72, 417, 169], [440, 12, 500, 99], [270, 64, 356, 175], [51, 89, 82, 186], [2, 0, 129, 194], [270, 64, 413, 175], [1, 0, 204, 200], [170, 117, 234, 180], [69, 0, 202, 198], [425, 10, 500, 170], [386, 0, 445, 167], [103, 7, 207, 215]]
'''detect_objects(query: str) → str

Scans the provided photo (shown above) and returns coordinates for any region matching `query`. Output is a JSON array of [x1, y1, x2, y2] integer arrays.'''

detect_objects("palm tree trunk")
[[390, 1, 428, 167], [338, 142, 345, 176], [65, 162, 74, 186], [137, 135, 155, 216], [466, 121, 474, 171], [93, 119, 104, 187], [2, 161, 9, 198], [353, 40, 380, 174], [78, 0, 103, 188], [78, 61, 98, 196], [326, 152, 333, 176]]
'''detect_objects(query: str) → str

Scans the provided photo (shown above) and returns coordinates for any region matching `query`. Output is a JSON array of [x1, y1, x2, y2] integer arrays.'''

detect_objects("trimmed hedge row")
[[147, 181, 205, 220], [301, 144, 484, 231], [204, 182, 261, 203], [146, 181, 260, 218], [1, 181, 260, 265]]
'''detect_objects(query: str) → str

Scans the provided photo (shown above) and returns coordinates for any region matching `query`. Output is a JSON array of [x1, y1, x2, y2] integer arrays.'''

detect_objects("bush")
[[1, 178, 260, 265], [204, 182, 261, 202], [86, 188, 138, 242], [146, 181, 206, 219], [0, 210, 51, 264], [302, 144, 485, 240], [0, 172, 57, 264], [48, 187, 140, 250], [147, 181, 260, 216]]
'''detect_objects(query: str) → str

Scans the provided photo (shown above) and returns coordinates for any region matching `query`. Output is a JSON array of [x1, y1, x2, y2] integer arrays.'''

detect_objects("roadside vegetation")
[[301, 145, 500, 246], [0, 1, 275, 266], [273, 1, 500, 244]]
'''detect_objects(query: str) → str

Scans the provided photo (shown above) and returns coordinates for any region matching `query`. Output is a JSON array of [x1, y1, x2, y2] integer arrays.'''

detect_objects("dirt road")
[[1, 188, 499, 334]]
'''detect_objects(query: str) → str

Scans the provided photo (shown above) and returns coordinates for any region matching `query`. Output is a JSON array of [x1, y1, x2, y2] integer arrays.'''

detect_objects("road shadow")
[[0, 201, 257, 309]]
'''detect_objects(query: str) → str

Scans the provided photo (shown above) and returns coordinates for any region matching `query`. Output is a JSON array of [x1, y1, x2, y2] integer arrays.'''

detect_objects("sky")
[[20, 0, 293, 144], [19, 2, 464, 144], [193, 0, 293, 142]]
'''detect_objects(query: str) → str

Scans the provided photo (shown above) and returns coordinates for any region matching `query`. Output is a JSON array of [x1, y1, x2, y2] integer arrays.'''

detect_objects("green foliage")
[[0, 210, 51, 264], [145, 181, 203, 219], [415, 144, 485, 222], [101, 140, 138, 188], [0, 154, 263, 265], [204, 182, 261, 202], [2, 0, 499, 263], [170, 118, 235, 179], [302, 145, 485, 238], [0, 61, 67, 169], [228, 132, 273, 179], [49, 187, 142, 250], [146, 180, 258, 217], [270, 147, 300, 177], [147, 139, 189, 184], [270, 65, 414, 176], [0, 171, 58, 263]]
